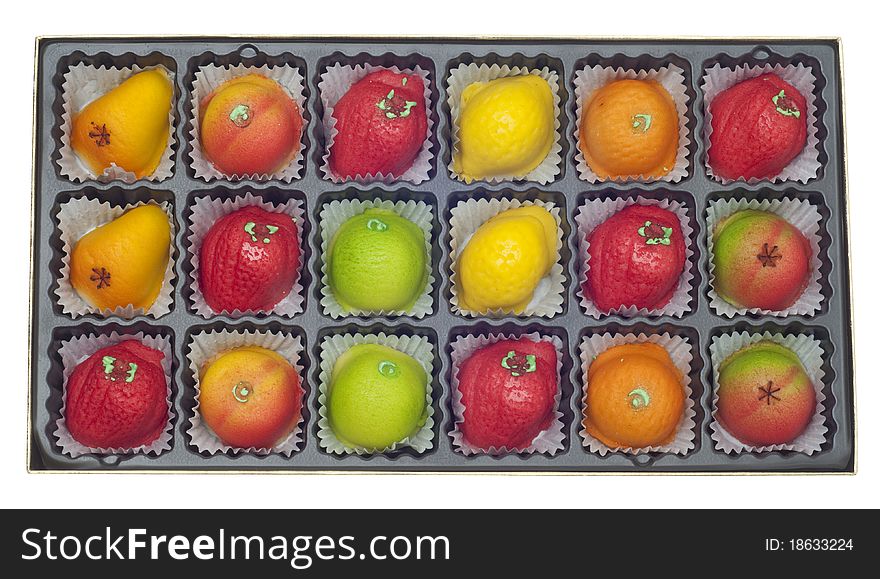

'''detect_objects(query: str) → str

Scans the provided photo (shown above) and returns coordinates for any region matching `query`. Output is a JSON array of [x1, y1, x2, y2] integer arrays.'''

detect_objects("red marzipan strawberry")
[[708, 73, 808, 181], [66, 341, 167, 449], [329, 70, 427, 179], [199, 206, 300, 313], [583, 204, 686, 312], [457, 338, 558, 450]]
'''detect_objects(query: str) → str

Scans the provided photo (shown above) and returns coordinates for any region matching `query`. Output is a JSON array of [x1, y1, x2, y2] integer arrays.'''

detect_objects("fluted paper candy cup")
[[319, 63, 434, 184], [55, 197, 176, 320], [575, 195, 694, 318], [189, 64, 306, 182], [447, 63, 563, 185], [702, 62, 821, 184], [186, 328, 304, 456], [58, 63, 176, 183], [709, 331, 827, 455], [449, 197, 565, 318], [54, 331, 174, 458], [317, 332, 435, 455], [187, 192, 305, 318], [449, 332, 565, 456], [579, 332, 696, 456], [573, 63, 691, 183], [319, 198, 434, 319], [706, 197, 823, 318]]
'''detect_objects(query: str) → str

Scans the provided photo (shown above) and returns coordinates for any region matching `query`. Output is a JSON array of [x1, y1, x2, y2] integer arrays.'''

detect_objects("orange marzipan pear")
[[71, 69, 173, 179], [70, 204, 171, 311]]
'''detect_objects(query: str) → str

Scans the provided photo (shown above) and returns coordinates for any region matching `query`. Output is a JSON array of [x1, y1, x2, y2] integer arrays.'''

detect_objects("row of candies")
[[54, 324, 827, 460], [56, 190, 823, 321], [57, 57, 820, 186]]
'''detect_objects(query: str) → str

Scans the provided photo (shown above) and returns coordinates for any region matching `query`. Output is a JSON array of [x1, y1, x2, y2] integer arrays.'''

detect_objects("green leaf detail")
[[500, 351, 537, 377], [245, 222, 279, 244], [366, 218, 388, 232], [376, 91, 418, 120], [125, 363, 138, 383], [628, 388, 651, 409], [637, 220, 673, 245], [232, 381, 253, 403], [244, 221, 258, 242], [102, 356, 116, 374], [631, 113, 653, 133], [772, 90, 801, 118], [399, 101, 418, 118], [378, 361, 399, 378], [229, 104, 252, 127]]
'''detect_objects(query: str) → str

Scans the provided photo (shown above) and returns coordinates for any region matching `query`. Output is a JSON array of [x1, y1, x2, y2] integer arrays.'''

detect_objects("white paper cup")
[[575, 196, 694, 318], [702, 62, 821, 184], [319, 198, 434, 319], [579, 332, 696, 456], [186, 328, 305, 456], [319, 63, 434, 184], [706, 197, 824, 318], [316, 332, 435, 455], [709, 331, 827, 455], [189, 64, 306, 182], [447, 63, 563, 184], [449, 197, 565, 318], [449, 332, 565, 456], [187, 192, 305, 318], [54, 197, 176, 319], [57, 63, 176, 183], [54, 331, 174, 458], [573, 63, 691, 183]]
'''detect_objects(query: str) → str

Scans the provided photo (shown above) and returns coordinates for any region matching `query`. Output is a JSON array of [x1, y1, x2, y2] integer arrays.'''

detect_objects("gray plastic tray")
[[29, 37, 854, 473]]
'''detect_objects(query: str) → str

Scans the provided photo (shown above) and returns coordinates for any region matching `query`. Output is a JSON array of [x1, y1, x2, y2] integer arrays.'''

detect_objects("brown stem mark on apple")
[[756, 243, 782, 268], [757, 381, 781, 405]]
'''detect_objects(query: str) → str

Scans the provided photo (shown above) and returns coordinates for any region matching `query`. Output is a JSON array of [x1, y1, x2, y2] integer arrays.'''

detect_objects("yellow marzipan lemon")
[[457, 206, 557, 313], [453, 75, 555, 181]]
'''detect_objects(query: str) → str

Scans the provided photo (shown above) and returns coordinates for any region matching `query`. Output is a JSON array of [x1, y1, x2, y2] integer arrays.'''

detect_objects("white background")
[[1, 0, 874, 509]]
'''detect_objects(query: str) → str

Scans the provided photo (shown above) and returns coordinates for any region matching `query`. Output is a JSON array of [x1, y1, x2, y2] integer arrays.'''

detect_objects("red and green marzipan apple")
[[712, 209, 811, 311], [708, 73, 808, 181], [329, 70, 427, 179], [199, 74, 303, 176], [716, 341, 815, 447], [199, 206, 300, 314]]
